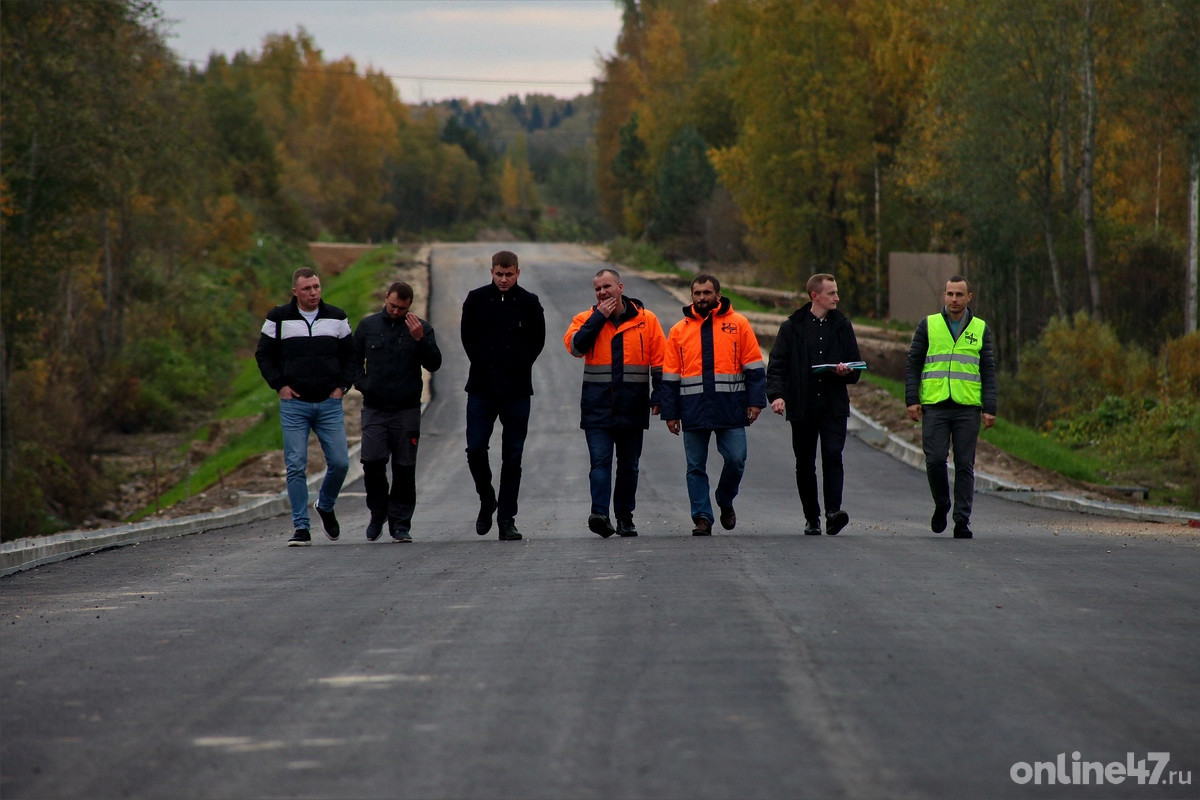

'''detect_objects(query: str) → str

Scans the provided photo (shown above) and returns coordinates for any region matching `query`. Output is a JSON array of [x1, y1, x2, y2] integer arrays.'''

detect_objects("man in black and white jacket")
[[255, 267, 355, 547]]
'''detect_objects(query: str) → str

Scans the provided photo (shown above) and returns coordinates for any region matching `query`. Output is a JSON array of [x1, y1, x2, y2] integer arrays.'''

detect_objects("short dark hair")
[[492, 250, 519, 268], [292, 267, 317, 286], [594, 267, 621, 281], [947, 275, 972, 293], [386, 281, 413, 301], [691, 273, 721, 293], [806, 273, 835, 296]]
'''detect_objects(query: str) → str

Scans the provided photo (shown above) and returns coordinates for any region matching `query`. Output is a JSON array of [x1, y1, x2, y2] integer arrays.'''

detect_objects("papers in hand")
[[811, 361, 867, 373]]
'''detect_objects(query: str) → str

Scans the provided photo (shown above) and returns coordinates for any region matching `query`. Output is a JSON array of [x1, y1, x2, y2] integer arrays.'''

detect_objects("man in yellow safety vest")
[[904, 276, 997, 538]]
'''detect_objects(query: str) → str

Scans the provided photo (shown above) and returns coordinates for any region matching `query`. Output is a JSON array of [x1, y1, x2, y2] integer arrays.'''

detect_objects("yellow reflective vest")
[[919, 314, 986, 407]]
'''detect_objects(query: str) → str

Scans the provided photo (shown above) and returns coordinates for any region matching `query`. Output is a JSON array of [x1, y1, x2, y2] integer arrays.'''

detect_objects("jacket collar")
[[940, 307, 974, 326], [290, 297, 325, 316], [683, 295, 731, 322], [793, 301, 845, 325], [598, 296, 644, 324]]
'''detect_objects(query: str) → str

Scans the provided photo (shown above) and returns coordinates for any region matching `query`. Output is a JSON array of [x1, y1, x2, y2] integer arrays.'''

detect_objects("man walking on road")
[[460, 250, 546, 541], [767, 274, 863, 536], [905, 276, 997, 539], [564, 268, 667, 538], [255, 267, 354, 546], [661, 275, 767, 536], [352, 281, 442, 543]]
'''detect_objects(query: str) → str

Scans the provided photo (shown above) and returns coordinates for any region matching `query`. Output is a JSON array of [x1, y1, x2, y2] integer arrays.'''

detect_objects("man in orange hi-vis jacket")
[[660, 274, 767, 536], [564, 268, 666, 538]]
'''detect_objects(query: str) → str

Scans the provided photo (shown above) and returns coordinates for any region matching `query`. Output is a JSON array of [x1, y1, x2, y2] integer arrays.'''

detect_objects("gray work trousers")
[[921, 403, 982, 525]]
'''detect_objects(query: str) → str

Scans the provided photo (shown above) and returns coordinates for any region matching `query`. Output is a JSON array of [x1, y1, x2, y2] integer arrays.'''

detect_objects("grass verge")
[[861, 373, 1107, 484]]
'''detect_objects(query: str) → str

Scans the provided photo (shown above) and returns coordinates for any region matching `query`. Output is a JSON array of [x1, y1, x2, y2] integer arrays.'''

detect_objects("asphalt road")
[[2, 243, 1197, 800]]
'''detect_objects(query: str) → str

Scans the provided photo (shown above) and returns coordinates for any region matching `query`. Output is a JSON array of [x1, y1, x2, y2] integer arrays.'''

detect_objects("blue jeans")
[[280, 396, 349, 531], [921, 404, 981, 525], [584, 427, 644, 519], [682, 427, 747, 523], [465, 394, 530, 521]]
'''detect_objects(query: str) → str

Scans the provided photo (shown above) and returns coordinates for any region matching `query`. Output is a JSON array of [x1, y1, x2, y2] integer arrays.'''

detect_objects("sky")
[[158, 0, 625, 105]]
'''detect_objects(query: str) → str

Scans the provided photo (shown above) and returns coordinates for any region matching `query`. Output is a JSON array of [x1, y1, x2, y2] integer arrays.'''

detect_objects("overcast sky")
[[158, 0, 625, 104]]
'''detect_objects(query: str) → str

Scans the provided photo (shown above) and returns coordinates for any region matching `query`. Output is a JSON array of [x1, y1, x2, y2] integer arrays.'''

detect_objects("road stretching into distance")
[[2, 243, 1197, 799]]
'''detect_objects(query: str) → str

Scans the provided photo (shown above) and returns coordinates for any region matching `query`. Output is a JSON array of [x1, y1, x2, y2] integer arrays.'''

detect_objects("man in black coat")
[[766, 274, 862, 536], [460, 250, 546, 540], [352, 281, 442, 543]]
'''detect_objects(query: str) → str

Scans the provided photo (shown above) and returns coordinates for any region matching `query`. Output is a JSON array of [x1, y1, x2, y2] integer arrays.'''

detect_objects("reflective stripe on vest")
[[920, 314, 985, 406]]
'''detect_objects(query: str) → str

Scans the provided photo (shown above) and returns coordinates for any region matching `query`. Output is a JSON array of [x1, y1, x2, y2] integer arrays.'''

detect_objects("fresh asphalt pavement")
[[2, 243, 1197, 800]]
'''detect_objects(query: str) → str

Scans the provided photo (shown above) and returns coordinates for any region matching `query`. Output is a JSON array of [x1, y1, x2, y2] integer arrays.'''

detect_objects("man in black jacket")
[[766, 274, 862, 536], [352, 281, 442, 543], [460, 250, 546, 541], [255, 268, 355, 547]]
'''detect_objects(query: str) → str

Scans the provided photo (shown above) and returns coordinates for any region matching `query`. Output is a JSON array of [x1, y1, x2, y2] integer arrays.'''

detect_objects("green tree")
[[651, 125, 716, 240], [710, 0, 873, 283], [1, 0, 256, 536]]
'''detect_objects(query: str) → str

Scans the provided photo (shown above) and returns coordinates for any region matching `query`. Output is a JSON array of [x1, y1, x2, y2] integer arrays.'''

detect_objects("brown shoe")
[[719, 506, 736, 530], [691, 516, 712, 536]]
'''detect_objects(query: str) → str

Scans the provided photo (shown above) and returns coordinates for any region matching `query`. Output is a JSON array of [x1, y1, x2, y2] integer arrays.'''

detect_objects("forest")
[[2, 0, 1198, 538]]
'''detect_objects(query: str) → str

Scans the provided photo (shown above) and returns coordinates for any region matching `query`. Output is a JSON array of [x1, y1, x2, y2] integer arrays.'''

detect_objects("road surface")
[[2, 243, 1197, 799]]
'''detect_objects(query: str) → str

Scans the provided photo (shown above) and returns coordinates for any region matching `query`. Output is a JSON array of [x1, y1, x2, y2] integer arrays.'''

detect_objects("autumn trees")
[[0, 4, 494, 537], [593, 0, 1199, 350]]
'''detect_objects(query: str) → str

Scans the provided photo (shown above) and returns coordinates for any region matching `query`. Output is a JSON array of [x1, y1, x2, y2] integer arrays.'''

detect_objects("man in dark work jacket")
[[352, 281, 442, 543], [460, 250, 546, 541]]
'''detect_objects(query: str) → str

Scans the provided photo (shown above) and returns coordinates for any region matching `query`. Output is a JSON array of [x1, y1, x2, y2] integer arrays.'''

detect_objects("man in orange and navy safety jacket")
[[564, 268, 667, 538], [660, 274, 767, 536]]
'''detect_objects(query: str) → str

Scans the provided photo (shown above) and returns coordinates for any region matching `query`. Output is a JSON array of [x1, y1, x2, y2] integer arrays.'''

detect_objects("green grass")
[[861, 373, 1107, 484], [129, 411, 282, 521], [980, 420, 1105, 483], [131, 245, 399, 520]]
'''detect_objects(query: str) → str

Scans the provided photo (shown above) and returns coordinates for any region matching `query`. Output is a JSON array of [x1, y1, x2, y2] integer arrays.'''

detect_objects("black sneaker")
[[498, 519, 522, 541], [804, 521, 822, 535], [931, 505, 950, 534], [616, 518, 638, 537], [825, 510, 849, 536], [391, 530, 413, 543], [691, 516, 712, 536], [719, 506, 737, 530], [316, 506, 340, 540], [365, 513, 386, 542], [288, 529, 312, 547], [476, 496, 497, 535], [588, 514, 616, 538], [953, 522, 973, 539]]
